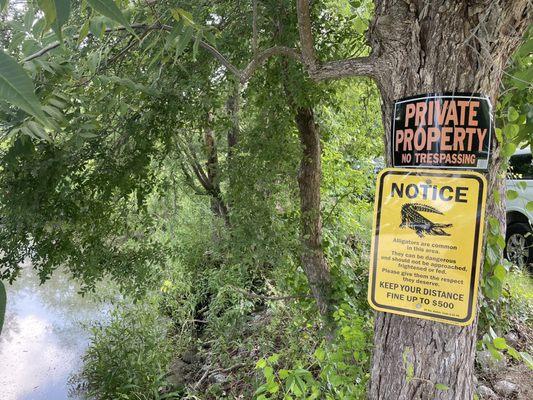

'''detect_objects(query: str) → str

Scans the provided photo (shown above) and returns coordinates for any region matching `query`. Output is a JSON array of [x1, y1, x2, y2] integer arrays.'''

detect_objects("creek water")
[[0, 262, 113, 400]]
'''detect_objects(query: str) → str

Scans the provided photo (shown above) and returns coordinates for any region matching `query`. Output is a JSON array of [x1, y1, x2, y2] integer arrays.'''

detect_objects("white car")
[[505, 147, 533, 267]]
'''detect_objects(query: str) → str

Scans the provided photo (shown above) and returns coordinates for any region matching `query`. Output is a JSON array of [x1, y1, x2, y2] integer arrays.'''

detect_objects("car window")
[[507, 153, 533, 180]]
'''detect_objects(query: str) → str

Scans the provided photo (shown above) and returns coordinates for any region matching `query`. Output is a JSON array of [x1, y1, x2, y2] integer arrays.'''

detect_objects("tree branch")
[[296, 0, 376, 80], [23, 22, 300, 84], [23, 23, 153, 62], [241, 46, 301, 82]]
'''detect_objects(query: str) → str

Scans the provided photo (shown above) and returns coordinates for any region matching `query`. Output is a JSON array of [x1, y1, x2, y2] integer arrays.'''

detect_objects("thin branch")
[[23, 23, 152, 62], [241, 46, 301, 82], [296, 0, 376, 80], [197, 40, 241, 77], [179, 160, 207, 195]]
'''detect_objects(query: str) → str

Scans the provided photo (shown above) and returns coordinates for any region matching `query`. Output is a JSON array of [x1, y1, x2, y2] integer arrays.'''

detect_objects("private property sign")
[[391, 93, 492, 170], [367, 168, 487, 325]]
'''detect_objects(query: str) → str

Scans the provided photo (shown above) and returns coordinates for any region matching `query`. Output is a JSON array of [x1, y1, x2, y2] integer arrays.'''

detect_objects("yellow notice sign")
[[368, 168, 487, 326]]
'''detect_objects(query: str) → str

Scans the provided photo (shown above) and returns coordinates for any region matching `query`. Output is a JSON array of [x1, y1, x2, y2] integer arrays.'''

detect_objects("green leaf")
[[0, 280, 5, 335], [27, 120, 50, 141], [503, 124, 519, 139], [174, 25, 194, 58], [256, 358, 267, 369], [173, 8, 195, 26], [354, 18, 367, 34], [493, 264, 506, 282], [0, 0, 8, 12], [485, 244, 499, 266], [496, 235, 506, 250], [192, 30, 202, 61], [526, 202, 533, 212], [507, 107, 519, 122], [512, 66, 533, 90], [267, 353, 280, 364], [254, 385, 267, 396], [486, 342, 503, 361], [53, 0, 70, 36], [87, 0, 130, 30], [435, 383, 449, 391], [78, 20, 91, 45], [266, 381, 279, 394], [488, 217, 500, 235], [493, 337, 507, 350], [37, 0, 57, 28], [314, 347, 325, 362], [507, 346, 520, 360], [520, 352, 533, 370], [37, 0, 70, 36], [263, 366, 274, 380], [279, 369, 289, 379], [501, 142, 516, 157], [506, 190, 518, 200], [170, 9, 181, 22], [0, 50, 47, 123], [517, 181, 527, 191]]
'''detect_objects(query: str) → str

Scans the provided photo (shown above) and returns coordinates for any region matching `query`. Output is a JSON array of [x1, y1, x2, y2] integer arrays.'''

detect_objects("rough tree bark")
[[296, 0, 530, 398], [294, 107, 334, 327], [203, 114, 229, 225], [367, 3, 528, 397]]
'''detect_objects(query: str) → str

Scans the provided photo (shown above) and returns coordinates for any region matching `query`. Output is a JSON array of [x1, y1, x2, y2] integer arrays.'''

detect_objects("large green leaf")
[[0, 280, 6, 335], [0, 0, 8, 12], [0, 50, 46, 122], [87, 0, 130, 29], [54, 0, 71, 36], [37, 0, 57, 27], [37, 0, 70, 37]]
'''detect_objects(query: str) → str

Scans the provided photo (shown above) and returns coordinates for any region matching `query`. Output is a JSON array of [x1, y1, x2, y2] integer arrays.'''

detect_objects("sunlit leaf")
[[507, 107, 519, 122], [87, 0, 130, 30], [506, 190, 518, 200], [501, 142, 516, 157]]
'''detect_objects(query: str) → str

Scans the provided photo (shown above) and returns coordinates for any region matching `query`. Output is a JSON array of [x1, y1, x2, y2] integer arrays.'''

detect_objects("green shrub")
[[82, 299, 177, 400], [254, 303, 372, 400]]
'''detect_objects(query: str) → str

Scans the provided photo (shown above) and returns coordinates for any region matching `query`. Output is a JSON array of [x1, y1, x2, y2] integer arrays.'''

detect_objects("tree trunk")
[[204, 114, 230, 226], [226, 81, 240, 158], [367, 1, 530, 399], [294, 107, 334, 330]]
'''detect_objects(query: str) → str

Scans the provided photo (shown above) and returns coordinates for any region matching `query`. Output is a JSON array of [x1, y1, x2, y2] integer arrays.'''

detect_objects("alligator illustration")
[[399, 203, 452, 237]]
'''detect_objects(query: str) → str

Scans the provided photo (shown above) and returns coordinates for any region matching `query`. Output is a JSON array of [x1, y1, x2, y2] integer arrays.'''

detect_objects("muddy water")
[[0, 263, 113, 400]]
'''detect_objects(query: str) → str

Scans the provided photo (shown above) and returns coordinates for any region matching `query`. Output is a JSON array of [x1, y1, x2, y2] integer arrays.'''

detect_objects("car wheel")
[[505, 222, 533, 268]]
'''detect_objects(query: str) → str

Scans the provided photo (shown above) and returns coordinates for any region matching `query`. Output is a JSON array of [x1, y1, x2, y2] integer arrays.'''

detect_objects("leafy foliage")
[[82, 299, 179, 399]]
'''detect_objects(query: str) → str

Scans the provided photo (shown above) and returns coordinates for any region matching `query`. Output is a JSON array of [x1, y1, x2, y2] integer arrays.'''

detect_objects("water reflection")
[[0, 262, 114, 400]]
